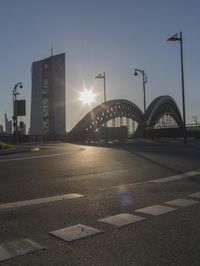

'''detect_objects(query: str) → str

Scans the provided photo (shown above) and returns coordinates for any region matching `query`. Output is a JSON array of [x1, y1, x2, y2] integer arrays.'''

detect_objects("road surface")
[[0, 140, 200, 265]]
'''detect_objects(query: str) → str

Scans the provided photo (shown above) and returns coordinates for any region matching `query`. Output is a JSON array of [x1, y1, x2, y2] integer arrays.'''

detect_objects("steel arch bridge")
[[145, 96, 183, 127], [68, 99, 143, 140], [68, 96, 183, 141]]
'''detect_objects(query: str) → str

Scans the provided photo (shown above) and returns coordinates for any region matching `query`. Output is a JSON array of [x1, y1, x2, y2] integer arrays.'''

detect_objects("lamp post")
[[13, 82, 23, 144], [95, 72, 106, 103], [193, 115, 198, 132], [134, 68, 147, 113], [95, 72, 107, 127], [193, 115, 197, 125], [167, 32, 187, 144]]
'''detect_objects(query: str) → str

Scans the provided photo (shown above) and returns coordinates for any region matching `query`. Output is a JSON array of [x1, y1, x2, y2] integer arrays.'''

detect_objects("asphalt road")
[[0, 140, 200, 266]]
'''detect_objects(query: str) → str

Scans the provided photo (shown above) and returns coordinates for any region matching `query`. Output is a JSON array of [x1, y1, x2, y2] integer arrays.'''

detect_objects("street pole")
[[103, 72, 106, 104], [103, 72, 107, 127], [180, 32, 187, 144], [12, 82, 23, 144], [134, 68, 147, 113], [13, 90, 17, 144], [167, 32, 187, 144], [95, 72, 107, 127], [142, 70, 147, 113], [193, 115, 198, 130], [95, 72, 106, 103]]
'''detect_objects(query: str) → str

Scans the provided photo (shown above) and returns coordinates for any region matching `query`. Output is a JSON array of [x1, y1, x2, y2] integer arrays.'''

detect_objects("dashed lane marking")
[[164, 198, 199, 207], [0, 193, 83, 211], [135, 205, 177, 216], [49, 224, 104, 242], [98, 213, 146, 227], [0, 238, 45, 262], [188, 191, 200, 198]]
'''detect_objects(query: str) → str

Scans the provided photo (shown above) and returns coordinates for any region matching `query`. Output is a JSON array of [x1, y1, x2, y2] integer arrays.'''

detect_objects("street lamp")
[[167, 32, 187, 144], [95, 72, 106, 104], [193, 115, 198, 131], [13, 82, 23, 144], [95, 72, 107, 127], [134, 68, 147, 113]]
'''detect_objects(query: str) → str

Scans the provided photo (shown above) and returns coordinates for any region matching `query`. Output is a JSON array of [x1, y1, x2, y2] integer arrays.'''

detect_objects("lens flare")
[[80, 89, 96, 105], [118, 185, 133, 208]]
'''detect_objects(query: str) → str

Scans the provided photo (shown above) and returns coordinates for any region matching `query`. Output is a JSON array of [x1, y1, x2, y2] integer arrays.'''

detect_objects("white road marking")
[[98, 213, 146, 227], [113, 181, 148, 189], [31, 147, 40, 151], [0, 152, 75, 162], [150, 170, 200, 183], [0, 238, 45, 262], [114, 169, 200, 189], [50, 224, 104, 242], [165, 198, 199, 207], [188, 191, 200, 198], [0, 193, 83, 211], [135, 205, 177, 216]]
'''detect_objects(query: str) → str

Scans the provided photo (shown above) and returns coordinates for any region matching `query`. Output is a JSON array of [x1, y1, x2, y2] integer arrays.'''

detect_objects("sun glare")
[[80, 89, 96, 105]]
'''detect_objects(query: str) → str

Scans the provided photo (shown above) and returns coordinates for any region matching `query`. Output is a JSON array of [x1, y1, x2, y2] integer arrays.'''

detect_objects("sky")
[[0, 0, 200, 131]]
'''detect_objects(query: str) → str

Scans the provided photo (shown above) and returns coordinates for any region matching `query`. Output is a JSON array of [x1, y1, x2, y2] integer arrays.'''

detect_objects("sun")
[[80, 89, 96, 105]]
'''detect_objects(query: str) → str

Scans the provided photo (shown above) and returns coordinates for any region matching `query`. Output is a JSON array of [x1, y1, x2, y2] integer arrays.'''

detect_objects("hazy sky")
[[0, 0, 200, 131]]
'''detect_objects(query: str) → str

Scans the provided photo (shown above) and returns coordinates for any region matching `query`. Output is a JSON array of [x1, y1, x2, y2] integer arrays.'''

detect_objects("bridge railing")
[[144, 125, 200, 139]]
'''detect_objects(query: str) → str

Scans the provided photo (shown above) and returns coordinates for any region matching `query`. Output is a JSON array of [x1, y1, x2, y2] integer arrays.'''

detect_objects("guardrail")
[[144, 126, 200, 139]]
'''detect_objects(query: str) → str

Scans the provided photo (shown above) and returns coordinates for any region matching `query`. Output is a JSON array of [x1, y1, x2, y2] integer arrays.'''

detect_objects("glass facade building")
[[30, 53, 66, 136]]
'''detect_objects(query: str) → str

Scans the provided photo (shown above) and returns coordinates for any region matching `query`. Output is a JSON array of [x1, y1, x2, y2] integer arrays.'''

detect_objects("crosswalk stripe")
[[188, 191, 200, 198], [135, 205, 177, 216], [164, 198, 198, 207], [0, 239, 45, 262], [50, 224, 104, 242], [98, 213, 146, 227]]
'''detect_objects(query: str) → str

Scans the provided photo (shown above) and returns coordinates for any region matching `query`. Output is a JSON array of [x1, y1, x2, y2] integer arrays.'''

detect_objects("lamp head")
[[134, 70, 138, 76], [19, 82, 23, 89], [167, 33, 180, 42]]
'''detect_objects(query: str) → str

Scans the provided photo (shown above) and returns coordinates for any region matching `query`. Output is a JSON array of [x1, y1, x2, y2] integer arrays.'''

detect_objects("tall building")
[[30, 53, 66, 135], [5, 113, 12, 134], [0, 124, 3, 134]]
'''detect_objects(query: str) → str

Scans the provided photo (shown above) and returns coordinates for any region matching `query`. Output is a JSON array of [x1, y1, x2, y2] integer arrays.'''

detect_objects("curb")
[[0, 148, 31, 156]]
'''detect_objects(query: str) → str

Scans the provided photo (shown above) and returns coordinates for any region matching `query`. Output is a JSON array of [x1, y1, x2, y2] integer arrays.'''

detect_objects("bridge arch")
[[68, 96, 183, 140], [145, 96, 183, 128], [68, 99, 143, 140]]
